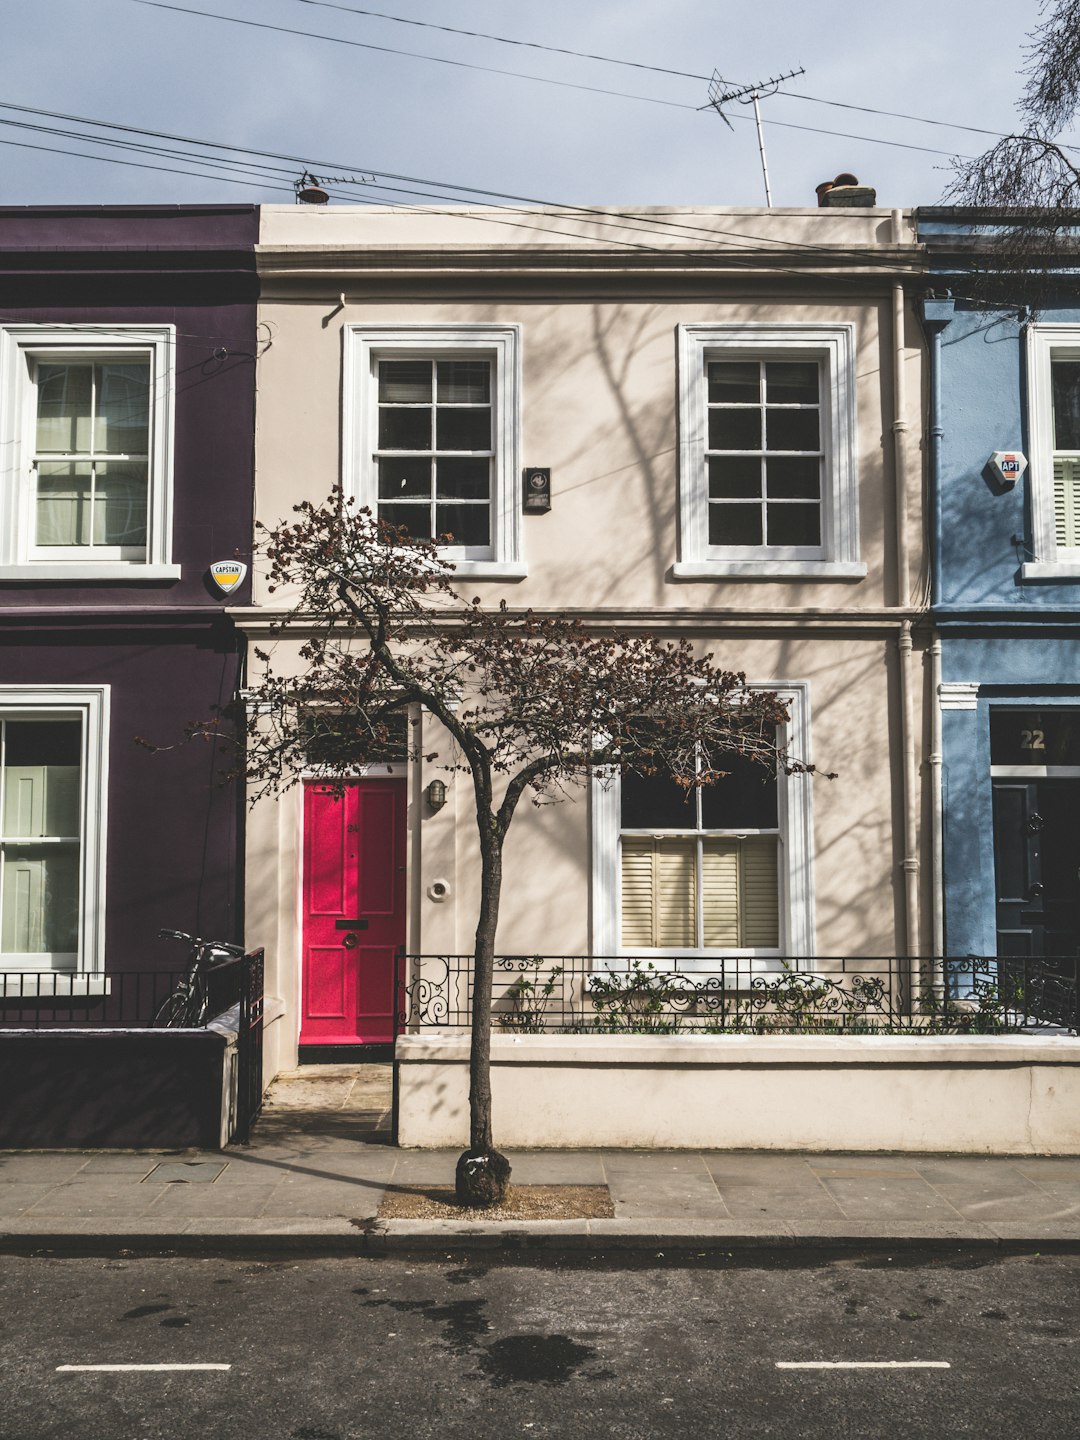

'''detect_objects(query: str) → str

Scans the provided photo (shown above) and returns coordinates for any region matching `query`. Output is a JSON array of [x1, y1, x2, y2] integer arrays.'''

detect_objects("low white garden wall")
[[394, 1032, 1080, 1153]]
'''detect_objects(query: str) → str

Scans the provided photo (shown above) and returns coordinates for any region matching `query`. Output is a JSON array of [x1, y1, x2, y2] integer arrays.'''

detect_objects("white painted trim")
[[991, 765, 1080, 778], [0, 684, 109, 975], [672, 560, 867, 581], [0, 326, 176, 575], [1020, 561, 1080, 581], [676, 323, 859, 577], [938, 681, 980, 711], [343, 324, 522, 573], [0, 563, 181, 582], [590, 682, 814, 963]]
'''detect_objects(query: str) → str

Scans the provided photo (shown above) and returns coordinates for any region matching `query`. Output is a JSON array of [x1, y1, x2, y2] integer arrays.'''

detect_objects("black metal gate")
[[234, 948, 265, 1143]]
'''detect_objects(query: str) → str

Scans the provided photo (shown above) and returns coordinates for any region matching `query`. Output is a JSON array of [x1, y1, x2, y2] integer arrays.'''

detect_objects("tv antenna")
[[705, 67, 805, 208]]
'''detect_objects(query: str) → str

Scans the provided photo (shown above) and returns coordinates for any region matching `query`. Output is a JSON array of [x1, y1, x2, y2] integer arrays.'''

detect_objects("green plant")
[[586, 961, 687, 1034], [499, 960, 564, 1033]]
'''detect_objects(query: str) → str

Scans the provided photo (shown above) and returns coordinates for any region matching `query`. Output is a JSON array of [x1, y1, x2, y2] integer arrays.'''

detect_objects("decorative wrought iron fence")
[[397, 955, 1080, 1036]]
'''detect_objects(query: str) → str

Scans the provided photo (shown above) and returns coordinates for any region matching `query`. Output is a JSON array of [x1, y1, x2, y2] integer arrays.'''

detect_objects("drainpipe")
[[921, 295, 956, 985], [891, 210, 920, 964]]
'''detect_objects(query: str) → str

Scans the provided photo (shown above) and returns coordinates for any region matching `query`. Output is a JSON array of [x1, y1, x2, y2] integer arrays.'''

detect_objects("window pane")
[[437, 456, 490, 500], [3, 720, 82, 838], [700, 750, 778, 828], [1, 845, 79, 954], [435, 503, 490, 548], [1053, 360, 1080, 450], [767, 502, 820, 547], [766, 408, 819, 451], [36, 364, 93, 454], [377, 456, 432, 499], [94, 462, 148, 547], [708, 408, 761, 451], [620, 768, 696, 828], [709, 502, 762, 547], [96, 362, 150, 454], [378, 502, 431, 539], [709, 456, 761, 499], [436, 407, 490, 451], [765, 362, 818, 405], [766, 456, 820, 499], [36, 463, 91, 546], [379, 361, 431, 403], [707, 362, 759, 404], [437, 361, 490, 404], [379, 407, 431, 450]]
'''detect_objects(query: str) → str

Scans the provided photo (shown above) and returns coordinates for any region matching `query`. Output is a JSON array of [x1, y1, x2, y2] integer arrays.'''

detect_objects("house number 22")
[[1020, 729, 1046, 750]]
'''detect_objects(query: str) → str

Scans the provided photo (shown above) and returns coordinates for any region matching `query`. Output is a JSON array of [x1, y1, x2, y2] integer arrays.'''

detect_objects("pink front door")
[[301, 779, 406, 1046]]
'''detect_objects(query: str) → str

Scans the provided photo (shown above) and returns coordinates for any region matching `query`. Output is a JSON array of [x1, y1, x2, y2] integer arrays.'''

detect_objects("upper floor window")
[[675, 324, 864, 581], [0, 327, 179, 581], [1024, 327, 1080, 579], [345, 325, 524, 579]]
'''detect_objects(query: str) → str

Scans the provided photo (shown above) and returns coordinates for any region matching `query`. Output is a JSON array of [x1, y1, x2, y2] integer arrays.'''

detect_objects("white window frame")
[[344, 324, 524, 579], [590, 683, 815, 968], [0, 685, 109, 975], [1024, 325, 1080, 580], [0, 325, 179, 580], [674, 323, 864, 580]]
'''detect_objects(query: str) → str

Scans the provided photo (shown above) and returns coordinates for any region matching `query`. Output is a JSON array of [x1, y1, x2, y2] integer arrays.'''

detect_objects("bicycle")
[[152, 928, 247, 1028]]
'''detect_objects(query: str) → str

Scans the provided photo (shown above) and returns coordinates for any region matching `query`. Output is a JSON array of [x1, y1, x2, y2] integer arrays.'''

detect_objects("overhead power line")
[[127, 1, 977, 163], [294, 0, 712, 81], [0, 98, 935, 278], [287, 0, 1067, 151], [133, 1, 696, 111]]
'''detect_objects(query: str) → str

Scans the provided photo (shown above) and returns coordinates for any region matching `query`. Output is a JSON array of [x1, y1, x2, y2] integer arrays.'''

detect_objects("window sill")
[[0, 563, 182, 583], [448, 560, 527, 580], [672, 560, 867, 582], [0, 972, 111, 999], [1021, 561, 1080, 582]]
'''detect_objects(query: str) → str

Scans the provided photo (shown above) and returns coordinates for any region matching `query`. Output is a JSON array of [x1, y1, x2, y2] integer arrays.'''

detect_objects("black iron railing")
[[0, 954, 259, 1032], [396, 954, 1080, 1036]]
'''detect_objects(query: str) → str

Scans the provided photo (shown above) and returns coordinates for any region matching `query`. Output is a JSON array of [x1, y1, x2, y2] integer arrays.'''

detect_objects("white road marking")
[[776, 1361, 951, 1371], [56, 1364, 231, 1373]]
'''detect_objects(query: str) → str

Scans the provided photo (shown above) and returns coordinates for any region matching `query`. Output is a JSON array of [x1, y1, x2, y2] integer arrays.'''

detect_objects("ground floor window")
[[591, 683, 813, 961], [0, 688, 108, 972]]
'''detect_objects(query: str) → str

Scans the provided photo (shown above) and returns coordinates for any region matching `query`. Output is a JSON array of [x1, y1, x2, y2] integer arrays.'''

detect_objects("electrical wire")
[[132, 0, 698, 111], [136, 0, 1064, 156], [292, 0, 715, 81], [0, 100, 934, 274]]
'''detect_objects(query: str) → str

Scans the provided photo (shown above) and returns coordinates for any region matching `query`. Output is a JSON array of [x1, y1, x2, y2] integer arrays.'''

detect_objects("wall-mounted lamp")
[[426, 779, 447, 812]]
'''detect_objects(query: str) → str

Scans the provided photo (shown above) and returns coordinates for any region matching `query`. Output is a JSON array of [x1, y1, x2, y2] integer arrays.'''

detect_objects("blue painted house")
[[918, 208, 1080, 966]]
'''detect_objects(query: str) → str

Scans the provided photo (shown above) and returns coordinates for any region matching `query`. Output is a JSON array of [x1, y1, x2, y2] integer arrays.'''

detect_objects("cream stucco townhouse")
[[236, 201, 932, 1085]]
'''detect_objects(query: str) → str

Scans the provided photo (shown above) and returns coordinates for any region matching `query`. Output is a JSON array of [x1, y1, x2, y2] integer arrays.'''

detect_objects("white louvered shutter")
[[1053, 457, 1080, 548], [739, 836, 780, 947], [621, 837, 696, 948]]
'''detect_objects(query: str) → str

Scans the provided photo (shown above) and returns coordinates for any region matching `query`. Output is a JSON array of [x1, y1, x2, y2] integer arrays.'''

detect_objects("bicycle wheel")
[[153, 988, 195, 1028]]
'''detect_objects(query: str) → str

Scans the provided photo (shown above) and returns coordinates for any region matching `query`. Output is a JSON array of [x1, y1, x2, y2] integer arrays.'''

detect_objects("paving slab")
[[0, 1183, 64, 1217], [819, 1177, 964, 1220]]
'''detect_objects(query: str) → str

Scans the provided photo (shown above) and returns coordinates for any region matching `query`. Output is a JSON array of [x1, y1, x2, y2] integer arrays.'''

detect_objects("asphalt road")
[[4, 1249, 1080, 1439]]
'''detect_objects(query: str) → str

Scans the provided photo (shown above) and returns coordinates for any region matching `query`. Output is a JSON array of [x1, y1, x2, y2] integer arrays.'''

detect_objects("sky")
[[0, 0, 1056, 213]]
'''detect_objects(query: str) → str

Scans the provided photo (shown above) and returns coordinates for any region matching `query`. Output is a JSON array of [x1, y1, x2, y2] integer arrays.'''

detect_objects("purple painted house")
[[0, 205, 257, 1031]]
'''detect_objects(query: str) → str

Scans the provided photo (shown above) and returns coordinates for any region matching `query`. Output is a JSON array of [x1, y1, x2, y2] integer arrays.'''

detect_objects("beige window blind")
[[621, 834, 778, 949]]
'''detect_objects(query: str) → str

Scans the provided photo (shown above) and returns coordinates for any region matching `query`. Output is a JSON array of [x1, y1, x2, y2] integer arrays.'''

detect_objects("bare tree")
[[947, 2, 1080, 298], [243, 495, 802, 1207]]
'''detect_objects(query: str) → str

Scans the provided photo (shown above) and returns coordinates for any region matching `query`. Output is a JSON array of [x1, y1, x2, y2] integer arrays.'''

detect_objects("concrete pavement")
[[2, 1064, 1080, 1253]]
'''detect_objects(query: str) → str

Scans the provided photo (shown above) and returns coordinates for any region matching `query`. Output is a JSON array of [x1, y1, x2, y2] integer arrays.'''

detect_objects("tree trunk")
[[455, 812, 512, 1207]]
